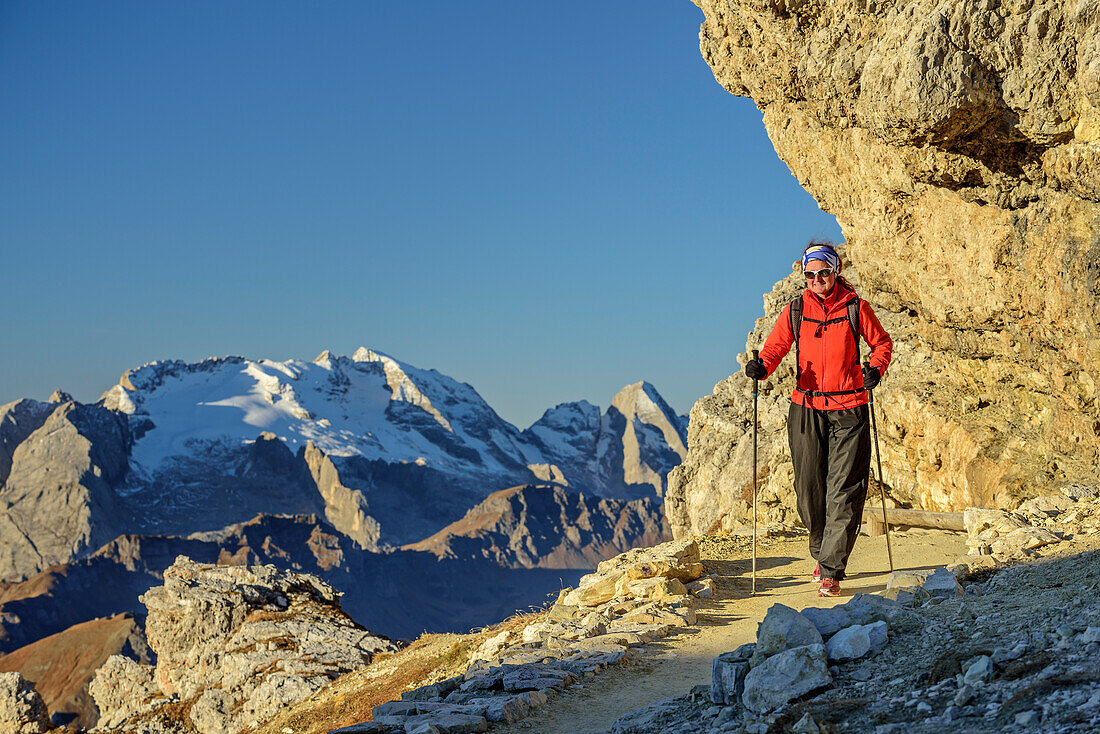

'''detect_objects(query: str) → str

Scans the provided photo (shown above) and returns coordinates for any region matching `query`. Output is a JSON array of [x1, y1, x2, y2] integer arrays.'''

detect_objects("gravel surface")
[[593, 532, 1100, 734], [495, 527, 968, 734]]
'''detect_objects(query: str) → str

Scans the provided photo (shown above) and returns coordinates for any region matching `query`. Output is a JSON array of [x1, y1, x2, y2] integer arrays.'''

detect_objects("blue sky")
[[0, 1, 840, 428]]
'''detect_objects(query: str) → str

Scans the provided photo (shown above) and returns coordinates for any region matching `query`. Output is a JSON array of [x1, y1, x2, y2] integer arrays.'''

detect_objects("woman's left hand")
[[862, 365, 881, 390]]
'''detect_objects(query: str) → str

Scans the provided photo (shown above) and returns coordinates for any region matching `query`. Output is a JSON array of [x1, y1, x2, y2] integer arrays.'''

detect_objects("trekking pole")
[[865, 361, 894, 573], [751, 349, 759, 595]]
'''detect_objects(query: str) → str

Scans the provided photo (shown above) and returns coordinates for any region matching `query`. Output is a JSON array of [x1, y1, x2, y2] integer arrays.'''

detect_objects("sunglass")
[[804, 268, 834, 280]]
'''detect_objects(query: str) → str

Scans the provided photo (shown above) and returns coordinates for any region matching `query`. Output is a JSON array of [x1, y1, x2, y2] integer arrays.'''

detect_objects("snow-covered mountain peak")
[[93, 350, 553, 491], [528, 400, 601, 434], [81, 349, 690, 539], [101, 357, 252, 415], [608, 381, 687, 456], [352, 348, 451, 432]]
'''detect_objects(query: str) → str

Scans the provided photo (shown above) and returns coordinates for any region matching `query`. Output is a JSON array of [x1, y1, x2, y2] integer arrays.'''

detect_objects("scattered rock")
[[562, 575, 620, 608], [962, 655, 993, 686], [921, 568, 964, 598], [466, 694, 530, 723], [686, 577, 715, 598], [791, 712, 821, 733], [600, 531, 1100, 733], [471, 631, 511, 662], [1060, 484, 1099, 501], [1018, 494, 1073, 517], [558, 539, 703, 611], [802, 593, 907, 638], [953, 684, 975, 706], [329, 722, 385, 733], [606, 696, 690, 734], [963, 508, 1016, 537], [406, 724, 442, 734], [825, 621, 889, 662], [1015, 710, 1041, 726], [742, 644, 831, 713], [751, 604, 823, 665], [885, 570, 932, 590], [380, 542, 701, 732], [711, 646, 753, 705]]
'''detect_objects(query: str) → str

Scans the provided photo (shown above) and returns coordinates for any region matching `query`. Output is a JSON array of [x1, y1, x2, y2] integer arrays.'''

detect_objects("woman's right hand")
[[744, 358, 766, 381]]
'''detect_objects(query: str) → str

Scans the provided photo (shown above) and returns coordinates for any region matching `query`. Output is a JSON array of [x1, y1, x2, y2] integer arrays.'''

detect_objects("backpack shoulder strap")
[[789, 295, 804, 343], [847, 296, 861, 367], [789, 295, 804, 383]]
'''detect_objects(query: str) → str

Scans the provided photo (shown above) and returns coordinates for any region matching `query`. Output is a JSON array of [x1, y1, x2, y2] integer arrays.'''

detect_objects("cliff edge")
[[669, 0, 1100, 536]]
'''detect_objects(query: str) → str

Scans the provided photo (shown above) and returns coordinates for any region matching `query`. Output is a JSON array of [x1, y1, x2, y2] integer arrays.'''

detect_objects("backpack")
[[789, 294, 862, 401]]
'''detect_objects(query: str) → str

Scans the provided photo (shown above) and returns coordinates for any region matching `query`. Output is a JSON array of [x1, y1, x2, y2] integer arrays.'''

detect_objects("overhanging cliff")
[[668, 0, 1100, 536]]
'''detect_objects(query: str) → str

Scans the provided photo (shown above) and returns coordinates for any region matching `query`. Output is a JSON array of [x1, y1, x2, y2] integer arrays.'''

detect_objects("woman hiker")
[[744, 242, 893, 597]]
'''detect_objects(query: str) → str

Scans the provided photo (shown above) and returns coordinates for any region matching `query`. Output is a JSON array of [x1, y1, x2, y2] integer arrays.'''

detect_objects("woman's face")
[[804, 258, 837, 297]]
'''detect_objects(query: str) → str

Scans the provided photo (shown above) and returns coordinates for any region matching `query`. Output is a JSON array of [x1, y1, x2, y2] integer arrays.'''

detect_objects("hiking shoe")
[[812, 564, 821, 583], [818, 578, 841, 597]]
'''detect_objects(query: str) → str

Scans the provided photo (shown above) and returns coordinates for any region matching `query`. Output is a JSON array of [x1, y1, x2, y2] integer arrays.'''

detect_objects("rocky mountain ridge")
[[0, 498, 654, 655], [404, 483, 670, 569], [669, 0, 1100, 534], [524, 382, 688, 501], [88, 557, 398, 734]]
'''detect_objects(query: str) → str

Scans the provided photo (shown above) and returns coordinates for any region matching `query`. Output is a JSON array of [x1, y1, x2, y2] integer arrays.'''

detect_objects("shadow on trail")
[[705, 555, 806, 597], [706, 555, 800, 576], [845, 560, 950, 580]]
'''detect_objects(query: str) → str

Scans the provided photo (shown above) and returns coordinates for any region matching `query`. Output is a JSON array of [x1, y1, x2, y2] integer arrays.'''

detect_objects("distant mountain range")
[[1, 348, 686, 581]]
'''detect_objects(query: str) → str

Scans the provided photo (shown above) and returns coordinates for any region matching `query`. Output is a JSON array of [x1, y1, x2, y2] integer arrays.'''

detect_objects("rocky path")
[[495, 528, 966, 734]]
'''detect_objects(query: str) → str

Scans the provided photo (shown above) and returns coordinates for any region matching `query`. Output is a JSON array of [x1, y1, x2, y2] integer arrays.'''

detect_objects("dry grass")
[[244, 608, 290, 623], [121, 690, 205, 733], [248, 608, 548, 734]]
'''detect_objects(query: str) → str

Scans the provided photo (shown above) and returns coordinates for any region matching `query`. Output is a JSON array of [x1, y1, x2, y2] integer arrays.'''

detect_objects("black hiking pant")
[[787, 402, 871, 581]]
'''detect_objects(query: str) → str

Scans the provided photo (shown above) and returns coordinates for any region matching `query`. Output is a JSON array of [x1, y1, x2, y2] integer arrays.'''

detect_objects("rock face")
[[0, 613, 152, 728], [0, 400, 131, 581], [0, 672, 51, 734], [0, 399, 53, 486], [403, 484, 670, 569], [89, 556, 397, 734], [670, 0, 1100, 535]]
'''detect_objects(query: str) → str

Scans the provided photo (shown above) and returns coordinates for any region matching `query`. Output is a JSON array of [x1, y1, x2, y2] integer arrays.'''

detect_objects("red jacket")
[[758, 281, 893, 410]]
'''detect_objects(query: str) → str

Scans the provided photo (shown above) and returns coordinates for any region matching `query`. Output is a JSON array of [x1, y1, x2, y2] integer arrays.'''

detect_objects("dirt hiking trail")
[[497, 529, 967, 734]]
